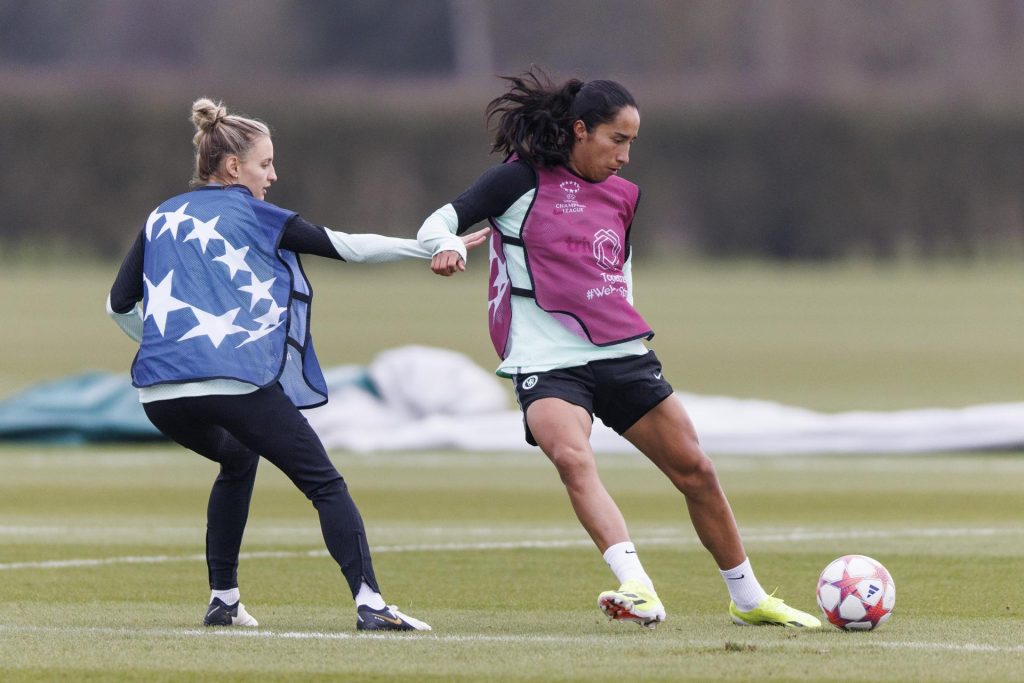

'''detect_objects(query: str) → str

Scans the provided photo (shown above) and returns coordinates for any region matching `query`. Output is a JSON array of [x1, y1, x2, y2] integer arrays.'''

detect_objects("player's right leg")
[[598, 579, 666, 628], [526, 397, 627, 550], [203, 594, 259, 627], [524, 396, 665, 628], [144, 398, 262, 628]]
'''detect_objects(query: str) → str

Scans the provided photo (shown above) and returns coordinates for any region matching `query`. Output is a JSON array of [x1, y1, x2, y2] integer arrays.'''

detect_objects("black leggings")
[[143, 384, 379, 597]]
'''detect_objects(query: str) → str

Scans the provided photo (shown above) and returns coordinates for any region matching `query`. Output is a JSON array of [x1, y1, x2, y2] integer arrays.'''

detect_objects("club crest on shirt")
[[592, 228, 622, 270]]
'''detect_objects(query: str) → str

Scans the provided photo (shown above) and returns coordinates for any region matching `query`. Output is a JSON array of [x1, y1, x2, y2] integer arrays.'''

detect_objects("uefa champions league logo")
[[559, 180, 580, 202], [555, 181, 585, 214]]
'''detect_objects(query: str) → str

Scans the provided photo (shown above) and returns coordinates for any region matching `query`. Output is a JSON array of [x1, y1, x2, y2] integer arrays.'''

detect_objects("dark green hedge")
[[3, 97, 1023, 260]]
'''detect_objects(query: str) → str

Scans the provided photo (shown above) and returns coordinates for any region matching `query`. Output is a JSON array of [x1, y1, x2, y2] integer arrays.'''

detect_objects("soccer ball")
[[816, 555, 895, 630]]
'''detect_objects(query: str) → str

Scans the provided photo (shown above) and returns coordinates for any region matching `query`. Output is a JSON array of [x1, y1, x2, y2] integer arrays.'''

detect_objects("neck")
[[208, 174, 234, 187], [565, 161, 593, 183]]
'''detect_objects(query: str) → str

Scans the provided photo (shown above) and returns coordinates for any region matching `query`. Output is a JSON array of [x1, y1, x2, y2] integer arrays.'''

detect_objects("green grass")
[[2, 259, 1022, 410], [1, 258, 1022, 679], [1, 447, 1023, 681]]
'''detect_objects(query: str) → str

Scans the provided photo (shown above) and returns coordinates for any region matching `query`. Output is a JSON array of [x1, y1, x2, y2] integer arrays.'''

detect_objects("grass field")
[[1, 259, 1022, 680], [1, 447, 1023, 681]]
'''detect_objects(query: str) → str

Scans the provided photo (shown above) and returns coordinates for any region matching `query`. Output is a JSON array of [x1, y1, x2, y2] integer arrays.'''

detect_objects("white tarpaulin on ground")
[[2, 345, 1021, 453], [305, 346, 1024, 455]]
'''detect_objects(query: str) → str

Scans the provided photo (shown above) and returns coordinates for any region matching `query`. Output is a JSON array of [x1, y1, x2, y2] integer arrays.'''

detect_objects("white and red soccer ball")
[[816, 555, 895, 630]]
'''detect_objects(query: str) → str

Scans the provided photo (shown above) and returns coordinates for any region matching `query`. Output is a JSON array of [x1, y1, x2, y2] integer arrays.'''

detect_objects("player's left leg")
[[620, 387, 820, 628], [622, 395, 746, 568]]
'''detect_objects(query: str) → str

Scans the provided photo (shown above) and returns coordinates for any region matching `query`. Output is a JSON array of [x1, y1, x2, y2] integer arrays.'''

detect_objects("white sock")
[[602, 541, 654, 591], [211, 587, 240, 605], [720, 557, 769, 611], [355, 581, 386, 610]]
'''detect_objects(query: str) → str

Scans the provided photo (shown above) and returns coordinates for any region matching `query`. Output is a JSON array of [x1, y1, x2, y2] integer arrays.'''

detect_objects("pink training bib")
[[487, 162, 653, 359]]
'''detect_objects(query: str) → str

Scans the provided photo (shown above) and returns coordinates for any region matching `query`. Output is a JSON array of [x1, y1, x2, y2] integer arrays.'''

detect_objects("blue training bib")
[[131, 185, 328, 408]]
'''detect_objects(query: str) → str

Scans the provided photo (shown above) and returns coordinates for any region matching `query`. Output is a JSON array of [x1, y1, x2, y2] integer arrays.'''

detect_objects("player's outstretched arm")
[[327, 226, 488, 265]]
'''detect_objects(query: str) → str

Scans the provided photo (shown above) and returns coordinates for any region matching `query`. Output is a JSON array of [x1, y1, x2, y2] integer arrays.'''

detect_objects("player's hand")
[[431, 250, 465, 276], [460, 227, 490, 251], [432, 228, 490, 276]]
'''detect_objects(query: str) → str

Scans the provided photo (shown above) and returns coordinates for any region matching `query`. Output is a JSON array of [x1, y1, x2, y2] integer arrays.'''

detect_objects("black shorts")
[[512, 350, 675, 446]]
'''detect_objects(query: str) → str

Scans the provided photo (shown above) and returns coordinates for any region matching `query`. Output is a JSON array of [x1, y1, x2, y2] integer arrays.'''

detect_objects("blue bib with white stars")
[[131, 185, 328, 408]]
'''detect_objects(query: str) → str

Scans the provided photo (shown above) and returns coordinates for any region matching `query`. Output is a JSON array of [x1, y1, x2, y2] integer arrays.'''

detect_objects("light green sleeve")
[[324, 229, 431, 263], [416, 204, 467, 261], [106, 294, 143, 343]]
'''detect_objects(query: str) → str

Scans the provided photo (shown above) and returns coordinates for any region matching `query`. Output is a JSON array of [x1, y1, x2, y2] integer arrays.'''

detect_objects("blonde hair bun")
[[188, 98, 271, 186], [191, 98, 228, 133]]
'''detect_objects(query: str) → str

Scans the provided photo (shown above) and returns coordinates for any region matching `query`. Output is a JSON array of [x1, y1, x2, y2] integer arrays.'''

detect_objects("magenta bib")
[[488, 163, 654, 359]]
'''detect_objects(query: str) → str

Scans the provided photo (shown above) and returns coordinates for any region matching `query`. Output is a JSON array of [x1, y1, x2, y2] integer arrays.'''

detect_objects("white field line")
[[0, 526, 1020, 572], [0, 624, 1021, 655], [0, 524, 584, 538]]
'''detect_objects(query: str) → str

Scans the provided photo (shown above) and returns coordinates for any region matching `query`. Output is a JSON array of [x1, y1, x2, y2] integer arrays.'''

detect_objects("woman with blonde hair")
[[108, 98, 487, 631]]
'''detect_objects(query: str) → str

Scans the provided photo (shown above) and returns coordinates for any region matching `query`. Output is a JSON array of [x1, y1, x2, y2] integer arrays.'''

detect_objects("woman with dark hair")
[[108, 98, 488, 632], [418, 69, 820, 629]]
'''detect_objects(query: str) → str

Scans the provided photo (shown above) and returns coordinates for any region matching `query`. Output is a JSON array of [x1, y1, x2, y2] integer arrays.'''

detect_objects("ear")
[[572, 119, 588, 142], [225, 155, 240, 179]]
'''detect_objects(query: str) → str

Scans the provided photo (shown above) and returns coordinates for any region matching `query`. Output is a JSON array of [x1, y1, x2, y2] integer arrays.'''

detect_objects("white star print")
[[143, 271, 191, 335], [487, 238, 510, 324], [182, 215, 224, 253], [145, 209, 164, 240], [238, 273, 277, 310], [155, 202, 192, 240], [236, 319, 285, 348], [213, 242, 253, 280], [252, 301, 287, 327], [178, 307, 248, 348], [142, 197, 294, 357]]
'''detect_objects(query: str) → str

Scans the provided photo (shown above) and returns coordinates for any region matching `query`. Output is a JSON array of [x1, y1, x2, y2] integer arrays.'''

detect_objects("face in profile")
[[569, 106, 640, 183], [232, 135, 277, 200]]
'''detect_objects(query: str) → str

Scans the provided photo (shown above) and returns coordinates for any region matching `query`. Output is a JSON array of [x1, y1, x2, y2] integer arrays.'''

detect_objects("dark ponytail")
[[486, 67, 637, 168]]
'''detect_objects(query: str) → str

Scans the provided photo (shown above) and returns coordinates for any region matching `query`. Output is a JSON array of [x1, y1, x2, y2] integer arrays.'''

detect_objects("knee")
[[305, 474, 348, 503], [218, 455, 258, 481], [666, 445, 720, 494], [546, 443, 598, 490]]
